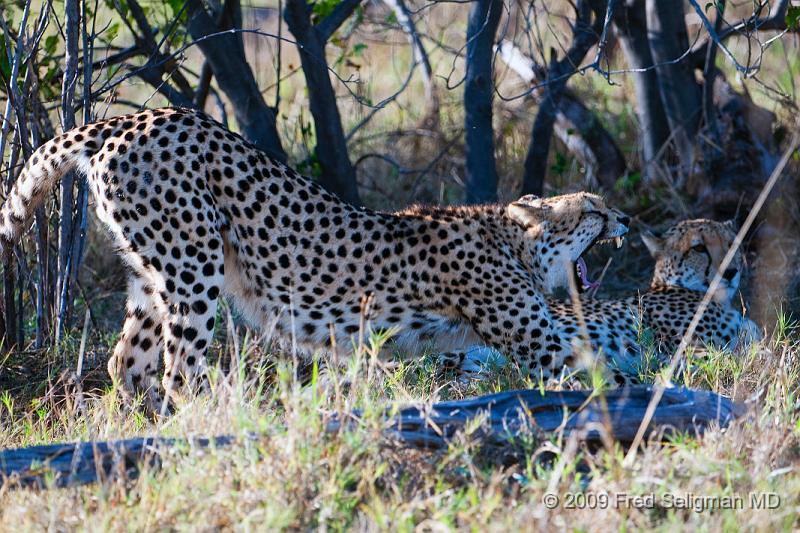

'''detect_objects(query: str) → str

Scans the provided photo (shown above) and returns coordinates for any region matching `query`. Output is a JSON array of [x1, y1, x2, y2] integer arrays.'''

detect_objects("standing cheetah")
[[0, 108, 630, 409]]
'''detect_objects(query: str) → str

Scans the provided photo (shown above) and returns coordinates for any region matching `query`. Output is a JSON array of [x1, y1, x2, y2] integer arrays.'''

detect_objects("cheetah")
[[449, 219, 760, 383], [0, 107, 630, 409]]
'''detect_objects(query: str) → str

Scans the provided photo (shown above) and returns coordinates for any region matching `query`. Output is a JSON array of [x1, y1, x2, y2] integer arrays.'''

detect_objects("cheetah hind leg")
[[159, 297, 218, 405], [107, 278, 166, 414], [157, 241, 222, 409]]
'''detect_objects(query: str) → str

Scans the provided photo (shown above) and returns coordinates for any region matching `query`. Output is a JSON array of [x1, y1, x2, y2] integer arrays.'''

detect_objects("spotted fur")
[[0, 107, 630, 409], [442, 219, 759, 385], [534, 219, 757, 381]]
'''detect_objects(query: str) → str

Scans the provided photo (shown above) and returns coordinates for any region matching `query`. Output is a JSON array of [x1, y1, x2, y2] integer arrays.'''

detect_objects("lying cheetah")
[[450, 219, 759, 383], [0, 107, 630, 409]]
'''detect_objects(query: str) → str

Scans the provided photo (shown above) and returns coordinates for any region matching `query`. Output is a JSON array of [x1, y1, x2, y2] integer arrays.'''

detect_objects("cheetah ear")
[[507, 196, 549, 227], [641, 230, 664, 257], [723, 219, 738, 232], [516, 194, 542, 204]]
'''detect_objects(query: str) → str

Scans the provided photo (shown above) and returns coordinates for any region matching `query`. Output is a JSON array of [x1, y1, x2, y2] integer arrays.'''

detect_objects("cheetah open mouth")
[[574, 236, 625, 292]]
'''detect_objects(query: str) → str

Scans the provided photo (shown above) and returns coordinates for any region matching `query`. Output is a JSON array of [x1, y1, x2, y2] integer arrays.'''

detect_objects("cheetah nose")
[[616, 214, 630, 227], [722, 268, 738, 281]]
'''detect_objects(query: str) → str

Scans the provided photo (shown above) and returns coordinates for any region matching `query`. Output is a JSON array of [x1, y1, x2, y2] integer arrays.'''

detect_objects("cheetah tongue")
[[576, 257, 600, 291]]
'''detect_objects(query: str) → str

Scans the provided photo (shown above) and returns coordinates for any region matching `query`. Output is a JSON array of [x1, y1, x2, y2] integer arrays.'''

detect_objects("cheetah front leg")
[[436, 347, 507, 377], [458, 284, 572, 381], [108, 276, 166, 412]]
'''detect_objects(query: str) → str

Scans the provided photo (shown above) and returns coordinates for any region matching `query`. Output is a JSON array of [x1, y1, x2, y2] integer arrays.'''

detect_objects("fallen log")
[[0, 386, 744, 489], [333, 385, 745, 447]]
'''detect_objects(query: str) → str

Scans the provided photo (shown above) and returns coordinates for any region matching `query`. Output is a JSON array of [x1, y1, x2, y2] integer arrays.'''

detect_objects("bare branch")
[[383, 0, 439, 126], [87, 44, 139, 72], [612, 0, 669, 171], [194, 61, 213, 109], [120, 0, 195, 106], [521, 0, 608, 196], [690, 0, 793, 66], [646, 0, 703, 183], [55, 0, 80, 343], [687, 0, 761, 77]]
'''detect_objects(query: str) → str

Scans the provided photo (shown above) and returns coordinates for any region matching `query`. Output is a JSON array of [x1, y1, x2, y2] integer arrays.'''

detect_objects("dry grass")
[[0, 313, 798, 531]]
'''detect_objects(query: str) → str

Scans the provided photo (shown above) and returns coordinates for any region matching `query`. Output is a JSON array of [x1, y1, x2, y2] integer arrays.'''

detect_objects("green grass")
[[0, 2, 799, 529], [0, 318, 798, 531]]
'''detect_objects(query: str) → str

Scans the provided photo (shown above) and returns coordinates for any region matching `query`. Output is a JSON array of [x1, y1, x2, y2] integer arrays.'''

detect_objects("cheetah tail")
[[0, 127, 100, 259]]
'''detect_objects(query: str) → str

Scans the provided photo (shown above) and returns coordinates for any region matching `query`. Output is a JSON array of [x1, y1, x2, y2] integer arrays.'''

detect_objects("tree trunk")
[[522, 64, 560, 197], [284, 0, 361, 204], [463, 0, 502, 204], [645, 0, 702, 182], [186, 0, 287, 163], [521, 1, 606, 196], [614, 0, 669, 174], [55, 0, 80, 342], [125, 0, 195, 106], [557, 96, 627, 190]]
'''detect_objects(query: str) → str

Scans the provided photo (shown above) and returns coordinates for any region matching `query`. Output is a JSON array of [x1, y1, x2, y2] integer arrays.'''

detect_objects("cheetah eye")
[[691, 243, 707, 253]]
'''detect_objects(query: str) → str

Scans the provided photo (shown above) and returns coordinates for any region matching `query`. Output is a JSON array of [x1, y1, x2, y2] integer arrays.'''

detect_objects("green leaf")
[[312, 0, 341, 25], [550, 152, 568, 175], [165, 0, 188, 23], [614, 171, 642, 192], [786, 6, 800, 30], [107, 0, 129, 19], [106, 22, 120, 42], [352, 43, 367, 57], [44, 35, 58, 55]]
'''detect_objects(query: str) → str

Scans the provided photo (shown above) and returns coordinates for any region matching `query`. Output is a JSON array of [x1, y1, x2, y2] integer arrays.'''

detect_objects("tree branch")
[[108, 0, 194, 108], [612, 0, 669, 172], [383, 0, 439, 127], [690, 0, 794, 66], [646, 0, 703, 183], [55, 0, 80, 343]]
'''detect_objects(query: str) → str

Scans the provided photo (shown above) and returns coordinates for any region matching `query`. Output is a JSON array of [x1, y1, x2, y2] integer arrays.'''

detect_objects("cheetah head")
[[506, 192, 630, 293], [642, 219, 742, 304]]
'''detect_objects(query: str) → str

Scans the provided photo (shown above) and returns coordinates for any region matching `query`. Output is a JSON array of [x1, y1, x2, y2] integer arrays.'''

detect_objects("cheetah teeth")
[[597, 236, 625, 248]]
